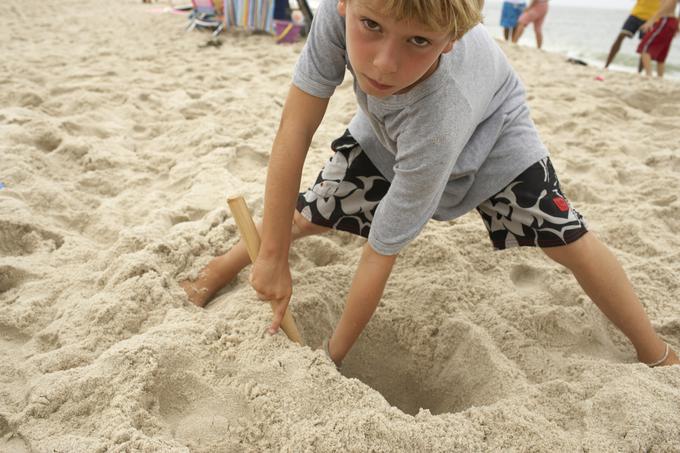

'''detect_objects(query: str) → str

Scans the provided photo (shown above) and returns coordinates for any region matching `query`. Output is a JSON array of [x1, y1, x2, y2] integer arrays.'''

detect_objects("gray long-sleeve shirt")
[[292, 0, 548, 255]]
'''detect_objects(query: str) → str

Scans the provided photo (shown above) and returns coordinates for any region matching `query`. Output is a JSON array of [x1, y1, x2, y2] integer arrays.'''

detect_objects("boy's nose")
[[372, 43, 398, 75]]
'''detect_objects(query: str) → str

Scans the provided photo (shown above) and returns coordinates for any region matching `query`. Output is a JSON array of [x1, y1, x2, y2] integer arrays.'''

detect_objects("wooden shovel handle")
[[227, 196, 304, 345]]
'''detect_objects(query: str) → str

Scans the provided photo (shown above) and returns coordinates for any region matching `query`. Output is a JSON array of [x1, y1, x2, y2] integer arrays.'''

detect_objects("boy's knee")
[[292, 210, 327, 237], [541, 232, 594, 269]]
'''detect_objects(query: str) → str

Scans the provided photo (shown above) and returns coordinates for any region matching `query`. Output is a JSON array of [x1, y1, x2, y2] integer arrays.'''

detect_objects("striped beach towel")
[[223, 0, 275, 32]]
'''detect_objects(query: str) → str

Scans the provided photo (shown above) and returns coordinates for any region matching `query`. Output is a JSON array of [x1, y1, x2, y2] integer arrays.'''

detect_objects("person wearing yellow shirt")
[[604, 0, 661, 69], [637, 0, 680, 77]]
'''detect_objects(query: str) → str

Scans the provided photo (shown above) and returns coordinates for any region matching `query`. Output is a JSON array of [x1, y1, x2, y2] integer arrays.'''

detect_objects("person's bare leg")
[[181, 211, 329, 307], [535, 29, 543, 49], [641, 52, 653, 76], [512, 22, 526, 43], [503, 27, 510, 41], [605, 34, 626, 68], [542, 232, 679, 366], [657, 61, 665, 78]]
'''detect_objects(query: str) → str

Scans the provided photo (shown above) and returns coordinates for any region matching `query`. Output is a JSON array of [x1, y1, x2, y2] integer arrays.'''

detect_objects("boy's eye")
[[361, 18, 380, 31], [410, 36, 431, 47]]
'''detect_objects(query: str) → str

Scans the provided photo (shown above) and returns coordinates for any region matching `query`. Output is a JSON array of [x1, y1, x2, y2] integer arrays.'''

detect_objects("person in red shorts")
[[637, 0, 680, 77]]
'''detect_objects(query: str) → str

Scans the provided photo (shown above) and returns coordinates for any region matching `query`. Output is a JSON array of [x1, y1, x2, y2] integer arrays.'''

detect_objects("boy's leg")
[[476, 158, 678, 366], [181, 211, 328, 307], [182, 128, 386, 308], [541, 233, 679, 366]]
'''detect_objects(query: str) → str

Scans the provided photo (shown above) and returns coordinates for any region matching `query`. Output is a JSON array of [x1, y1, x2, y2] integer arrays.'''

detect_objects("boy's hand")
[[249, 255, 292, 334], [252, 86, 329, 336], [329, 243, 397, 364]]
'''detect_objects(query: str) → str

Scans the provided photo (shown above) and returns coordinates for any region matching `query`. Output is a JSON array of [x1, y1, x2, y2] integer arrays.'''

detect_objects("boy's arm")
[[328, 243, 398, 366], [250, 84, 329, 333]]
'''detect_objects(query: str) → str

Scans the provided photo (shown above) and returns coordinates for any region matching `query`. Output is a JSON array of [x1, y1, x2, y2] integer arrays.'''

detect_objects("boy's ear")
[[442, 40, 456, 54], [337, 0, 347, 17]]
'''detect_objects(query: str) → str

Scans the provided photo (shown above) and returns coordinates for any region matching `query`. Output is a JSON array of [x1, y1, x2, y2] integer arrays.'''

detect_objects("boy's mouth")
[[364, 74, 394, 91]]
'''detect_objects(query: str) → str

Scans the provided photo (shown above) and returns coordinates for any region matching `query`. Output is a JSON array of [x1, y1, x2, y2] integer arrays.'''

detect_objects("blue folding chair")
[[186, 0, 225, 37]]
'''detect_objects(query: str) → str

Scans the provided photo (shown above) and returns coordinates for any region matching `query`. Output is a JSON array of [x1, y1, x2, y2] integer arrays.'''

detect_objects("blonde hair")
[[355, 0, 484, 41]]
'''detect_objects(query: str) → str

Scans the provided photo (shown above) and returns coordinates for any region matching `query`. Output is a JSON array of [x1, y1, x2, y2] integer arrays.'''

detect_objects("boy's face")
[[337, 0, 456, 98]]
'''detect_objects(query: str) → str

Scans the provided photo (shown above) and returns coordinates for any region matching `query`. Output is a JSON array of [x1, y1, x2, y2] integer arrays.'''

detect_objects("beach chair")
[[186, 0, 225, 37]]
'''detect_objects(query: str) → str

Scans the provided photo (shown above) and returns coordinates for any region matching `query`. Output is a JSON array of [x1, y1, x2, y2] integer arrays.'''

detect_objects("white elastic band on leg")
[[646, 343, 669, 367]]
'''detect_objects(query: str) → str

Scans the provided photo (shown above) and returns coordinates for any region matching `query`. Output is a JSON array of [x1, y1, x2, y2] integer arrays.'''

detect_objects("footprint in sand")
[[651, 194, 678, 207], [226, 145, 270, 182], [167, 206, 210, 225], [509, 263, 550, 292], [60, 120, 110, 139], [14, 91, 45, 108], [0, 265, 30, 293], [660, 206, 680, 234], [32, 128, 63, 152], [7, 121, 62, 152], [156, 367, 250, 449], [0, 414, 30, 453], [645, 152, 680, 172], [0, 324, 31, 351], [0, 220, 64, 257]]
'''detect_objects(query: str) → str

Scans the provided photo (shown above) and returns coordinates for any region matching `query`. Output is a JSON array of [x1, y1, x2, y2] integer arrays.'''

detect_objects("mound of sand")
[[1, 1, 679, 451]]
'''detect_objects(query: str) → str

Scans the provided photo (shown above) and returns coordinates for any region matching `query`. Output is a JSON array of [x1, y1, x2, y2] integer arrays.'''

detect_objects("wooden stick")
[[227, 196, 304, 345]]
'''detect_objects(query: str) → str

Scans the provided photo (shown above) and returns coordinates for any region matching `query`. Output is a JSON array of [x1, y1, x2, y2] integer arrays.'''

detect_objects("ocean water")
[[482, 0, 680, 78], [302, 0, 680, 79]]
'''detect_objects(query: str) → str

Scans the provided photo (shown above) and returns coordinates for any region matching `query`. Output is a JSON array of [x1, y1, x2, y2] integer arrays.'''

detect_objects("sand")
[[1, 1, 680, 451]]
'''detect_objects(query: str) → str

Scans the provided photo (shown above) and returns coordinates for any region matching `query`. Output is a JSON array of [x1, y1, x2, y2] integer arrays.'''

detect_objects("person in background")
[[500, 0, 526, 41], [637, 0, 680, 77], [273, 0, 290, 20], [213, 0, 223, 15], [512, 0, 549, 49], [604, 0, 661, 70]]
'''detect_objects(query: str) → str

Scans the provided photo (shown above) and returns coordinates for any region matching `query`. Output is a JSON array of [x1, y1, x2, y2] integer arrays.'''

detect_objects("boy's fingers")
[[268, 300, 287, 335]]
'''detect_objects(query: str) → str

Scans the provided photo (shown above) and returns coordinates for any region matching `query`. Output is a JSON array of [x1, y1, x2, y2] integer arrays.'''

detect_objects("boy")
[[604, 0, 661, 70], [500, 0, 526, 41], [637, 0, 680, 78], [182, 0, 678, 368]]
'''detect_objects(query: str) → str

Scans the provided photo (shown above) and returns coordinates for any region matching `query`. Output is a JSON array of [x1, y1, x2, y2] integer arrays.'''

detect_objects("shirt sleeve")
[[367, 99, 477, 255], [292, 0, 347, 98]]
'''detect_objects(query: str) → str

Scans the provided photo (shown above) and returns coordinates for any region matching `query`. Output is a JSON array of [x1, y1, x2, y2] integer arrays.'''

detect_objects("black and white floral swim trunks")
[[297, 130, 588, 250]]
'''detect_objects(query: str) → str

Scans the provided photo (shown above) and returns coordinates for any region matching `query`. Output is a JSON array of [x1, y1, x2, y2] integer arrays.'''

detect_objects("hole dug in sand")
[[302, 312, 527, 416]]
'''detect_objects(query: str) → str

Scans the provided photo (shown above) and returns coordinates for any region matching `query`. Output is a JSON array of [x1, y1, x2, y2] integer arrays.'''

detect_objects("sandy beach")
[[1, 0, 680, 451]]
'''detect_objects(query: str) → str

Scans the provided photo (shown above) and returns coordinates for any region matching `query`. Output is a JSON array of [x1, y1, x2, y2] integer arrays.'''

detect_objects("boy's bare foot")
[[642, 343, 680, 367], [180, 252, 247, 307], [180, 278, 214, 307], [657, 346, 680, 367]]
